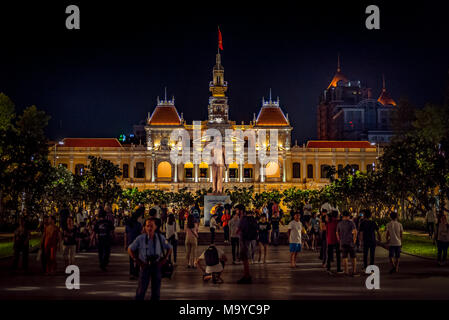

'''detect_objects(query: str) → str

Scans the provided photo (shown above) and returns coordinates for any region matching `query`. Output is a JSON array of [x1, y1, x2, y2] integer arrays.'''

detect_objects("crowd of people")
[[8, 199, 449, 300]]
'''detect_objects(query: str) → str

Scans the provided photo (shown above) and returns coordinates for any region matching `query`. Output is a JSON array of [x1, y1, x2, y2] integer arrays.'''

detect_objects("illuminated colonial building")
[[317, 57, 397, 144], [52, 52, 378, 192]]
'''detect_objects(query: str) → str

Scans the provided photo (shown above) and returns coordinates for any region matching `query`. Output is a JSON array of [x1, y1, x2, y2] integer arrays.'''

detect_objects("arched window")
[[293, 162, 301, 178], [157, 161, 171, 179], [266, 161, 280, 178]]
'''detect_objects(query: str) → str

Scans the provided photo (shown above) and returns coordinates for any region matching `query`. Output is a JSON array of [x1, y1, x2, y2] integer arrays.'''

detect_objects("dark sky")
[[1, 1, 449, 144]]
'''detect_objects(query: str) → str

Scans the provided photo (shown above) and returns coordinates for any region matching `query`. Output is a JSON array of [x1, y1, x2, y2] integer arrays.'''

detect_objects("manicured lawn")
[[0, 236, 41, 259], [401, 232, 437, 258]]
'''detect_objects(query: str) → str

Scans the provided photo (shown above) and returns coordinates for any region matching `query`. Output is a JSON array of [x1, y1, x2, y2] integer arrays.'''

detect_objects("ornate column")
[[260, 164, 265, 183], [239, 161, 243, 183], [130, 156, 135, 179], [69, 158, 74, 174], [174, 161, 178, 183], [145, 155, 151, 181], [282, 154, 286, 183], [151, 154, 156, 182]]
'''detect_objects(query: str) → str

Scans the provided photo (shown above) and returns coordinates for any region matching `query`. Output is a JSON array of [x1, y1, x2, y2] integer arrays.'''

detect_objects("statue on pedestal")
[[210, 140, 227, 195]]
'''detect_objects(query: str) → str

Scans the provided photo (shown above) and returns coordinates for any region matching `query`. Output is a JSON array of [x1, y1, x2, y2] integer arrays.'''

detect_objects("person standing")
[[287, 212, 302, 268], [222, 204, 232, 244], [386, 211, 403, 274], [310, 212, 320, 251], [128, 218, 172, 300], [326, 210, 342, 274], [93, 209, 115, 271], [12, 217, 30, 272], [319, 209, 328, 267], [435, 214, 449, 266], [75, 207, 84, 227], [303, 202, 312, 223], [358, 209, 381, 270], [62, 217, 77, 268], [336, 211, 358, 276], [165, 213, 178, 265], [178, 207, 187, 230], [209, 214, 218, 245], [257, 215, 271, 263], [160, 203, 168, 232], [42, 216, 60, 275], [125, 211, 143, 279], [229, 212, 240, 264], [59, 204, 70, 231], [185, 214, 199, 268], [425, 207, 437, 239], [190, 203, 201, 225], [270, 213, 281, 246], [236, 205, 258, 284]]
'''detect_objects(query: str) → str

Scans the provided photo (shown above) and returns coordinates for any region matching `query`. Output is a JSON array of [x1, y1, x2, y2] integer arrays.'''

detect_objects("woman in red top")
[[221, 204, 232, 244]]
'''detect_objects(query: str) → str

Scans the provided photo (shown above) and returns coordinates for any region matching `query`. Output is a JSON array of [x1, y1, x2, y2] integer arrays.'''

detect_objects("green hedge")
[[373, 218, 426, 231]]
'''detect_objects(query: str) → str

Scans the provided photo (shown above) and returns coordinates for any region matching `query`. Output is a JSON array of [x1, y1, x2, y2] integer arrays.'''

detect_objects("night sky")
[[1, 1, 449, 144]]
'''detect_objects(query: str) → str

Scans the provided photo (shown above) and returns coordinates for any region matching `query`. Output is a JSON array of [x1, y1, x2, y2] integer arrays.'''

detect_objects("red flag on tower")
[[218, 27, 223, 51]]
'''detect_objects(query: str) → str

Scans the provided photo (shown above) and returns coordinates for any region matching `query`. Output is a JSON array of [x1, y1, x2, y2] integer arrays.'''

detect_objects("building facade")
[[317, 57, 397, 144], [51, 53, 379, 192]]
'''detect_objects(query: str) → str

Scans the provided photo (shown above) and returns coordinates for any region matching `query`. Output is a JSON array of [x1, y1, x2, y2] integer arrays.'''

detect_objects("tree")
[[83, 156, 122, 208], [5, 105, 51, 219], [225, 186, 254, 208]]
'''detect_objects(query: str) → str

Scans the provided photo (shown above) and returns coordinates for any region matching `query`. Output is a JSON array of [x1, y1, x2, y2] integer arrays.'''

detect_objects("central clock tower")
[[208, 52, 229, 124]]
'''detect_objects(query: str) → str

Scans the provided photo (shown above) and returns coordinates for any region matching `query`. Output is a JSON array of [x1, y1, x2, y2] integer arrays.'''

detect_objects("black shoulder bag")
[[156, 232, 174, 279]]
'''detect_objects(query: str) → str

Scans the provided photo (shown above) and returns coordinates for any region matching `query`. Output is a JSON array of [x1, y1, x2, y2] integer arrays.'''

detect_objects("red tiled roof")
[[62, 138, 122, 148], [149, 105, 181, 125], [255, 107, 289, 126], [306, 141, 373, 149]]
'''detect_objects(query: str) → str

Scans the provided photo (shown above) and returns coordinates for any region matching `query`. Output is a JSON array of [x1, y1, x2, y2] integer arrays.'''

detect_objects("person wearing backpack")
[[191, 203, 201, 224], [236, 205, 258, 284], [195, 243, 227, 283]]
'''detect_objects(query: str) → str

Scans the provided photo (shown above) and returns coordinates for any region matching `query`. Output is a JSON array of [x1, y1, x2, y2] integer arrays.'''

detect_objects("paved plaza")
[[1, 239, 449, 300]]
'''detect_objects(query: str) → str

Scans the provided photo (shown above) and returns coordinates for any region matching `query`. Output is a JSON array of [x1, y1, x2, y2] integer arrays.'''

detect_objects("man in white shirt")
[[288, 212, 303, 268], [386, 211, 403, 274]]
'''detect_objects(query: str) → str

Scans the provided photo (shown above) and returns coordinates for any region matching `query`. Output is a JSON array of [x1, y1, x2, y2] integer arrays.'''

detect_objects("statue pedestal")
[[203, 194, 230, 226]]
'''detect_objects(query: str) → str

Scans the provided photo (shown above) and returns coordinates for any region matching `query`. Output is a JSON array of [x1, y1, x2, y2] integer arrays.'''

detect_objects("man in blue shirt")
[[128, 218, 172, 300]]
